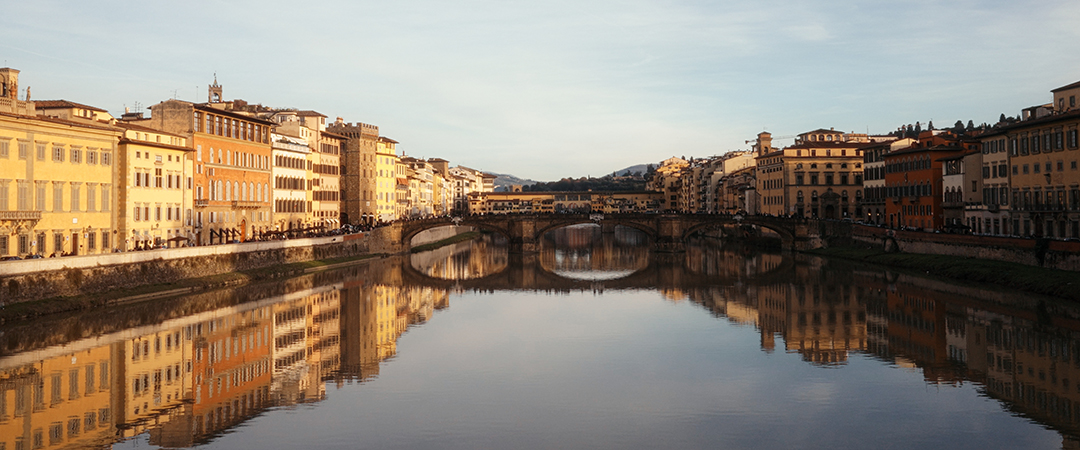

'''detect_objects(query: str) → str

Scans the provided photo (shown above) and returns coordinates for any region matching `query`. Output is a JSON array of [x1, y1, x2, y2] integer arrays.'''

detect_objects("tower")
[[755, 132, 773, 156], [0, 67, 19, 100], [208, 74, 222, 103]]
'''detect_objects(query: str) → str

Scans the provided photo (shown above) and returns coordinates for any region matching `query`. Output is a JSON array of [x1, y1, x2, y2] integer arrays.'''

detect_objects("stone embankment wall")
[[0, 225, 470, 306], [850, 225, 1080, 272]]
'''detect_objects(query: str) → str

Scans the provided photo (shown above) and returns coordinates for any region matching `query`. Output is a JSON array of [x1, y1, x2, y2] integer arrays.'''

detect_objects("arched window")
[[855, 190, 862, 200], [842, 191, 849, 201], [264, 183, 269, 202], [234, 182, 239, 202], [811, 191, 819, 202], [797, 191, 804, 202]]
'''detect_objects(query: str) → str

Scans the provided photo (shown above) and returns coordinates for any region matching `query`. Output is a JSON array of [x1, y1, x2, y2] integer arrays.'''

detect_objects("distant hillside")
[[491, 173, 538, 191], [613, 163, 651, 177]]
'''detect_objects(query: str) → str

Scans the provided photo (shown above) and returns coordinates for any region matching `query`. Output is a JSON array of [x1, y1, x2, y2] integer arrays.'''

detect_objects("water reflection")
[[539, 224, 649, 280], [410, 233, 507, 280], [2, 227, 1080, 448]]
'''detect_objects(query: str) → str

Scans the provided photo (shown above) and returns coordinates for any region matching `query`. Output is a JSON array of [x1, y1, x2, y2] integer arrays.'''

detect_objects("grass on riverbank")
[[807, 247, 1080, 301], [0, 253, 384, 323], [410, 231, 482, 253]]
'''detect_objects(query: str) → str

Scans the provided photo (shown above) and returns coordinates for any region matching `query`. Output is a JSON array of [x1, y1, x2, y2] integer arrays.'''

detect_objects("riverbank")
[[806, 246, 1080, 302], [0, 253, 387, 323]]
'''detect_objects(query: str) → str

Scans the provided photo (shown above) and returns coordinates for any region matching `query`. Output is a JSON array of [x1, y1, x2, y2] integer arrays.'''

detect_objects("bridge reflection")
[[4, 235, 1080, 448]]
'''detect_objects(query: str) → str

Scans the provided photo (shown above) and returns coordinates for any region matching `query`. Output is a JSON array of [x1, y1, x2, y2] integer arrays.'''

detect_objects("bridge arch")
[[678, 215, 799, 243], [531, 219, 658, 242], [400, 220, 511, 248]]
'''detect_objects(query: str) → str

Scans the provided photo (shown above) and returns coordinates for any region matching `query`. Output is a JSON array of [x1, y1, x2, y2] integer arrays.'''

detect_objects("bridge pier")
[[508, 239, 539, 253], [600, 222, 616, 234], [653, 239, 685, 253]]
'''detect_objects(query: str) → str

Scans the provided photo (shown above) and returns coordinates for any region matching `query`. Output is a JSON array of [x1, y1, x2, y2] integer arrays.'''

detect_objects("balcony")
[[195, 199, 209, 207], [0, 210, 43, 220], [232, 201, 262, 209]]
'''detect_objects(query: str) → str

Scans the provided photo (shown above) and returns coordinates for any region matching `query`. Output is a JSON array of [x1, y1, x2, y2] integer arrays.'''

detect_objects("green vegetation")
[[410, 231, 482, 253], [523, 173, 647, 192], [0, 253, 384, 323], [808, 247, 1080, 301]]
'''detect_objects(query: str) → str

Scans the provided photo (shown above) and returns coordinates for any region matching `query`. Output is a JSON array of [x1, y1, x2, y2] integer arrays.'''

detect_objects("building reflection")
[[410, 233, 508, 280], [0, 259, 450, 449], [6, 229, 1080, 447]]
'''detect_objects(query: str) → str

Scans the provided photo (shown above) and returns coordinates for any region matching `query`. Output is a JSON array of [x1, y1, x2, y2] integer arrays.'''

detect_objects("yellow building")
[[116, 123, 192, 250], [376, 137, 399, 222], [0, 68, 121, 257], [983, 80, 1080, 238], [646, 157, 689, 212], [755, 129, 868, 219]]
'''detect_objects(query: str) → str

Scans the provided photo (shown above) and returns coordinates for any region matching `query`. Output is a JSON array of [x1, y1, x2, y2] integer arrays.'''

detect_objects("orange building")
[[883, 132, 977, 230], [137, 90, 275, 244]]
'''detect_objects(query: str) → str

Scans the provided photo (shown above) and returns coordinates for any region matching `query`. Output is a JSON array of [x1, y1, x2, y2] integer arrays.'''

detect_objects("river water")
[[2, 225, 1079, 449]]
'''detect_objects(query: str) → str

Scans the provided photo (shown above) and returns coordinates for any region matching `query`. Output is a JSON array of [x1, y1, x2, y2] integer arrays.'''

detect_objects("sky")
[[3, 1, 1080, 181]]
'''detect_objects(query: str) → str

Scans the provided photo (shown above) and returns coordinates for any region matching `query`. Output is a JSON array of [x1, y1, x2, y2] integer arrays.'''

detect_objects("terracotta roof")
[[321, 130, 347, 140], [379, 136, 399, 144], [0, 110, 119, 132], [193, 103, 276, 125], [798, 128, 843, 135], [34, 99, 108, 112], [1051, 80, 1080, 92], [884, 144, 968, 157], [297, 110, 327, 117], [114, 121, 185, 138], [935, 150, 980, 162], [783, 141, 864, 150]]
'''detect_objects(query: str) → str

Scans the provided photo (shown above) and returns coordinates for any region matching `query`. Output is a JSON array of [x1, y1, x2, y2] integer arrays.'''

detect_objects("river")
[[1, 225, 1078, 449]]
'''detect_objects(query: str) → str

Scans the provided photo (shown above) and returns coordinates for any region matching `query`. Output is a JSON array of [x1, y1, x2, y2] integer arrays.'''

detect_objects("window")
[[101, 151, 111, 165], [53, 183, 63, 211], [36, 183, 45, 210], [36, 142, 45, 160], [70, 184, 80, 211], [0, 140, 9, 159], [70, 148, 81, 163], [53, 145, 65, 161], [87, 184, 96, 211]]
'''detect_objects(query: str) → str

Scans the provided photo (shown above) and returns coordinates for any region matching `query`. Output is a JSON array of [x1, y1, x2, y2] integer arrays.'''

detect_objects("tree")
[[967, 120, 975, 130], [953, 120, 965, 134], [914, 122, 922, 134], [928, 120, 934, 131], [999, 113, 1007, 123]]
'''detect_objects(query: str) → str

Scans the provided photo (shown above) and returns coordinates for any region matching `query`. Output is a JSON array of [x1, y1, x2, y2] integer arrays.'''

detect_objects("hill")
[[491, 173, 538, 191]]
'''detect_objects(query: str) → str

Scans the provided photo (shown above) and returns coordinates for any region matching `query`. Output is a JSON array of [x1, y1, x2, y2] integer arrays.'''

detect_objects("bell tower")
[[208, 74, 222, 103]]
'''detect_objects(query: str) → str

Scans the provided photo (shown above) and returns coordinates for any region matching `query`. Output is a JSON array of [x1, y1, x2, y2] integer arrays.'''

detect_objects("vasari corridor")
[[3, 1, 1080, 449]]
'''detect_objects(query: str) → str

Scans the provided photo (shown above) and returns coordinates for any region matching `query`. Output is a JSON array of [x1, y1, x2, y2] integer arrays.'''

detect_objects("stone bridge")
[[396, 213, 825, 253]]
